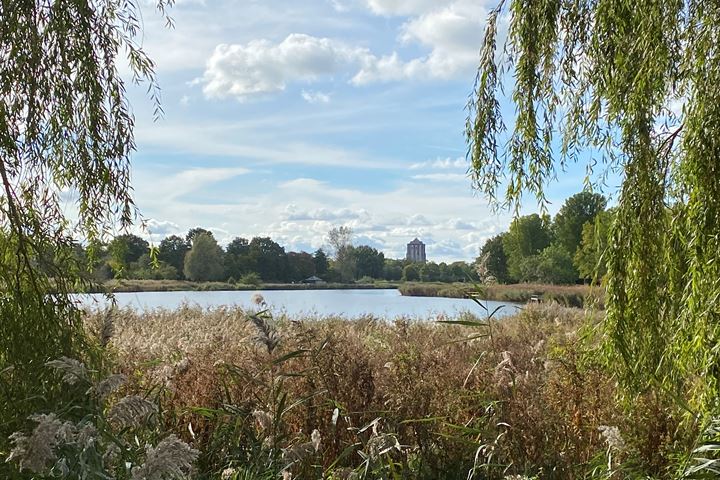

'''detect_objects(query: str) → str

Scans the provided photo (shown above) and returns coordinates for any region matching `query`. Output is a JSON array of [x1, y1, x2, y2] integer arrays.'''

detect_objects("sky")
[[122, 0, 597, 262]]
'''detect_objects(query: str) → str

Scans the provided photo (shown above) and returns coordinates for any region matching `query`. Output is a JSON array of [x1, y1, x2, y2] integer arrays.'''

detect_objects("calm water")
[[76, 289, 522, 320]]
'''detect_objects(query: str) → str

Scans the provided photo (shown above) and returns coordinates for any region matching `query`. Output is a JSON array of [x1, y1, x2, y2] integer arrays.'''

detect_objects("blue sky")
[[123, 0, 595, 262]]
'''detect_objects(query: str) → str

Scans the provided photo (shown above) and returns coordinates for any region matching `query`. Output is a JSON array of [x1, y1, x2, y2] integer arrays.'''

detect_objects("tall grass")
[[5, 301, 697, 478], [80, 302, 679, 478]]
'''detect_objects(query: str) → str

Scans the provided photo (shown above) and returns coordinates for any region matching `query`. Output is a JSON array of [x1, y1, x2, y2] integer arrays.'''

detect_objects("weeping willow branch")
[[466, 0, 720, 418]]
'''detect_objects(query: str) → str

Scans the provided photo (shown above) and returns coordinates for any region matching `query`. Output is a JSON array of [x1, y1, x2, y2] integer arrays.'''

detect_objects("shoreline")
[[91, 280, 602, 308], [95, 279, 398, 293]]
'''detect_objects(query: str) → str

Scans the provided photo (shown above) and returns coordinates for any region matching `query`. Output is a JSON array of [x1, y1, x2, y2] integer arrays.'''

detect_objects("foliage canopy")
[[0, 0, 173, 446], [467, 0, 720, 416]]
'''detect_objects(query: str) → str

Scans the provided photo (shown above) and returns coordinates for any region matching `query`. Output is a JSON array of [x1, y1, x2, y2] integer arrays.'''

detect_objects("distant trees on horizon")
[[477, 191, 612, 285], [77, 228, 479, 285], [73, 190, 610, 286]]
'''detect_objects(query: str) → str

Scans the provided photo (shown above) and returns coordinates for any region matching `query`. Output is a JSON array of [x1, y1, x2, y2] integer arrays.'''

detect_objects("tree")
[[449, 261, 472, 282], [186, 227, 213, 244], [477, 234, 510, 283], [382, 259, 404, 281], [502, 214, 552, 281], [107, 234, 149, 277], [313, 249, 329, 276], [248, 237, 288, 282], [553, 192, 607, 254], [402, 264, 420, 282], [287, 251, 316, 282], [419, 262, 441, 282], [0, 0, 173, 457], [352, 245, 385, 279], [158, 235, 190, 277], [132, 254, 178, 280], [327, 227, 355, 282], [574, 210, 614, 282], [183, 233, 225, 282], [224, 237, 254, 280], [536, 245, 577, 285], [466, 0, 720, 411]]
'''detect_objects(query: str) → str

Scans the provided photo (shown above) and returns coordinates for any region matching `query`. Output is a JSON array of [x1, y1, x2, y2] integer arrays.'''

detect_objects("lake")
[[76, 289, 522, 320]]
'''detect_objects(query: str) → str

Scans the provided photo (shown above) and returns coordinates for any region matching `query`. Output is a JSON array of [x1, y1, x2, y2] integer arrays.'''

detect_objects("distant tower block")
[[406, 238, 427, 263]]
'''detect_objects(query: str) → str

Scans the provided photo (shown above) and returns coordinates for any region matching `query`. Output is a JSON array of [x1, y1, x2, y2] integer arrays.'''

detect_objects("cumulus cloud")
[[145, 219, 181, 236], [301, 90, 331, 104], [200, 34, 368, 100], [406, 214, 433, 226], [446, 218, 475, 230], [283, 204, 369, 221], [197, 1, 490, 99], [354, 0, 488, 83]]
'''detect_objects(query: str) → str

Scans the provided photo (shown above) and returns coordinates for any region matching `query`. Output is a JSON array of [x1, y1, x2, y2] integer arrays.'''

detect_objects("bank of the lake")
[[98, 279, 603, 308], [399, 281, 605, 308], [99, 278, 398, 293]]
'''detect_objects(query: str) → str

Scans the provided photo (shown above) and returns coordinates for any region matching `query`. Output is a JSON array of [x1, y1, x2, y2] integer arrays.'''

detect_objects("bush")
[[240, 272, 262, 286]]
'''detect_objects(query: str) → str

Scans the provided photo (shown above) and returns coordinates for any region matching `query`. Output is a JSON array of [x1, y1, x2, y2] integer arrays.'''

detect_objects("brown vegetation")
[[95, 302, 680, 478], [399, 282, 605, 308]]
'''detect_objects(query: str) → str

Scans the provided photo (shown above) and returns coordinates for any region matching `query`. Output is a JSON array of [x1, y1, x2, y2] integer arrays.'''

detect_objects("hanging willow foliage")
[[466, 0, 720, 417], [0, 0, 173, 442]]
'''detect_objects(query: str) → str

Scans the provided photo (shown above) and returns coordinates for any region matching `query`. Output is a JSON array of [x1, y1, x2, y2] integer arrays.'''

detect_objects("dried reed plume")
[[7, 414, 75, 473], [108, 395, 158, 429], [45, 357, 89, 385], [247, 311, 280, 354], [86, 308, 115, 347], [131, 434, 199, 480], [91, 373, 127, 399]]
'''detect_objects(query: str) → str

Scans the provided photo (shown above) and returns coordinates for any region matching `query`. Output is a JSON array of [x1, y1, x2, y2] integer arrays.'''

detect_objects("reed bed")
[[399, 282, 605, 308], [77, 300, 684, 479]]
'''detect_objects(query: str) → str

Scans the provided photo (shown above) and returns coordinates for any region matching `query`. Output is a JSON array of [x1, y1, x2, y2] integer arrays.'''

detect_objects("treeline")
[[79, 227, 478, 285], [476, 191, 612, 285]]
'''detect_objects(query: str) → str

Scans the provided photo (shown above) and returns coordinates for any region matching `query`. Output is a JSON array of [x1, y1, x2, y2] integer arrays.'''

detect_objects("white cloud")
[[196, 2, 489, 98], [406, 214, 432, 226], [365, 0, 449, 16], [283, 204, 369, 221], [133, 166, 251, 204], [411, 173, 467, 182], [446, 218, 475, 230], [200, 34, 368, 100], [301, 90, 331, 104], [409, 156, 466, 170], [145, 219, 181, 236], [354, 1, 488, 83]]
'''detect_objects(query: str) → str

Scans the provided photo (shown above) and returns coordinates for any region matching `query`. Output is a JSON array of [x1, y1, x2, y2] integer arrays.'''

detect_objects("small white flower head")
[[221, 467, 238, 479], [252, 409, 273, 432], [311, 429, 321, 452], [131, 434, 199, 480], [331, 407, 340, 426], [45, 357, 89, 385], [108, 395, 158, 429], [91, 373, 127, 399], [598, 425, 626, 452], [251, 293, 266, 307], [282, 470, 293, 480]]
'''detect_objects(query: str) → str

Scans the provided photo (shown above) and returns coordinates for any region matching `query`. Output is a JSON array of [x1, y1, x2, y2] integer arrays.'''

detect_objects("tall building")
[[406, 238, 427, 263]]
